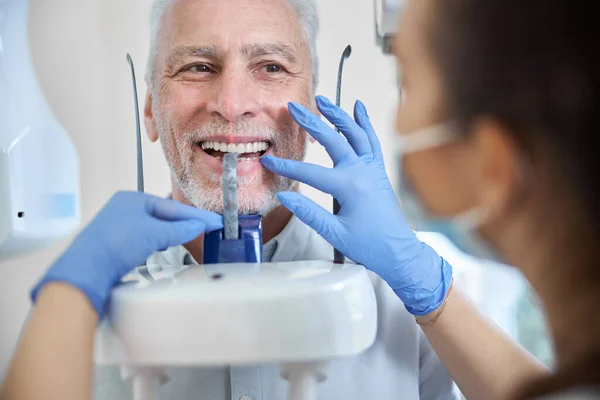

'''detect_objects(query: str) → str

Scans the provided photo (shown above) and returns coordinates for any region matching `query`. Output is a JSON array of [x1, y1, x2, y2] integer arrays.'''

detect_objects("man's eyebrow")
[[165, 45, 222, 66], [242, 43, 298, 63]]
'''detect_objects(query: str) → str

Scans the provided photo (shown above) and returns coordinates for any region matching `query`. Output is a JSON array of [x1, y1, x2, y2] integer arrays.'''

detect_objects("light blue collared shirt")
[[94, 215, 459, 400]]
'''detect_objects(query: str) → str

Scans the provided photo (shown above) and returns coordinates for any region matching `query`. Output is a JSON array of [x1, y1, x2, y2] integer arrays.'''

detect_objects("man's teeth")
[[200, 141, 269, 154]]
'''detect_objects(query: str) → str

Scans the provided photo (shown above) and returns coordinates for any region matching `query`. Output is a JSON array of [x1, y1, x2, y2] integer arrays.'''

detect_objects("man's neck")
[[170, 184, 293, 263]]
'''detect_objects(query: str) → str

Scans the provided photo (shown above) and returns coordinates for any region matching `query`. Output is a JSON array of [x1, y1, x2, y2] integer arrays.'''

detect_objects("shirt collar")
[[175, 215, 306, 265]]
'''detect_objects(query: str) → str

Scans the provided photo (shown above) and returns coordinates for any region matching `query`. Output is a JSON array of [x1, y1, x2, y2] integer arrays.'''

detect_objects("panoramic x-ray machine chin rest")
[[93, 49, 377, 400], [95, 260, 377, 400], [1, 1, 378, 399]]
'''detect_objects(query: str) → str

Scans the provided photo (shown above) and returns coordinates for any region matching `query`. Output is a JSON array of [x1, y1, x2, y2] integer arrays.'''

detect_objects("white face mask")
[[397, 122, 501, 261]]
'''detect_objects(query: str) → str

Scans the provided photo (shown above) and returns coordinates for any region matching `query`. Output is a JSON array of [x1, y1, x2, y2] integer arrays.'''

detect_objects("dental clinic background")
[[0, 0, 550, 376]]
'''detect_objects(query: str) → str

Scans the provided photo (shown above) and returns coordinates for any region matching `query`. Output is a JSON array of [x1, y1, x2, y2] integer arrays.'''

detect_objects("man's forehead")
[[159, 0, 308, 63], [166, 43, 299, 62], [165, 0, 301, 36]]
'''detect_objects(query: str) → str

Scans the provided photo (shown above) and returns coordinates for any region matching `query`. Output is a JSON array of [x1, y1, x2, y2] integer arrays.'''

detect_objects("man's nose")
[[206, 70, 261, 121]]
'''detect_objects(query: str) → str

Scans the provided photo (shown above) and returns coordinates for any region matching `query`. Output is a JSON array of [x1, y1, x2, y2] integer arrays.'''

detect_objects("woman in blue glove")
[[0, 191, 223, 399], [261, 0, 600, 399]]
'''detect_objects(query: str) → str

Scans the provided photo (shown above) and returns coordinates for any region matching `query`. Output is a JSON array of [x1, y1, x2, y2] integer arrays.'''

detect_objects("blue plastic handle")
[[203, 214, 263, 264]]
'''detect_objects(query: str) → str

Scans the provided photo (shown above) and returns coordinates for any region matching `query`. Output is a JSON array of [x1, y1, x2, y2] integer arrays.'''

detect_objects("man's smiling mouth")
[[198, 140, 271, 161]]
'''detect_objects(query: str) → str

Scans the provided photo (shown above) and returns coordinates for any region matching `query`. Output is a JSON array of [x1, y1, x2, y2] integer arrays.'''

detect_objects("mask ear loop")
[[398, 121, 478, 230], [456, 124, 529, 258], [397, 122, 462, 154], [477, 134, 531, 235]]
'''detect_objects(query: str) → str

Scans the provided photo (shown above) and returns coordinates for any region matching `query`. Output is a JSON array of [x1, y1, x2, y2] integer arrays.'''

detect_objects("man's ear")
[[144, 90, 159, 142]]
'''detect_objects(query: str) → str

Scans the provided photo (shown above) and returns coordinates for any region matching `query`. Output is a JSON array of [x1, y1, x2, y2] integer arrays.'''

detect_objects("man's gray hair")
[[146, 0, 320, 91]]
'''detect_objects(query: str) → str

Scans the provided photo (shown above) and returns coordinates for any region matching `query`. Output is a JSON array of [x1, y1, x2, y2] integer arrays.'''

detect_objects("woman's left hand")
[[261, 95, 452, 316]]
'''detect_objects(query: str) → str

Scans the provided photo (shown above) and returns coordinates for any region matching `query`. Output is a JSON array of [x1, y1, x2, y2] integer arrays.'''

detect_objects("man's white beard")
[[157, 115, 306, 215], [178, 166, 295, 215]]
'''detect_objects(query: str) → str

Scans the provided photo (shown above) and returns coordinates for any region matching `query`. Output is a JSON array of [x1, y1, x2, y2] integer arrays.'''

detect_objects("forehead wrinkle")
[[241, 42, 299, 64]]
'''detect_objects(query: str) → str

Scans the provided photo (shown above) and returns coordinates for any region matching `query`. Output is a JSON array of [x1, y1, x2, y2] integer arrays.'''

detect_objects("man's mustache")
[[186, 120, 279, 143]]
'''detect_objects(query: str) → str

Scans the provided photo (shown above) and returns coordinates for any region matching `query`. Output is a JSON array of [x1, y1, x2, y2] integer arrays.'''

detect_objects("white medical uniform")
[[94, 215, 459, 400]]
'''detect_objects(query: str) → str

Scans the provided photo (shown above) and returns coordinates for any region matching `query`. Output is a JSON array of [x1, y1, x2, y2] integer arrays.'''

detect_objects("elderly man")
[[95, 0, 458, 399]]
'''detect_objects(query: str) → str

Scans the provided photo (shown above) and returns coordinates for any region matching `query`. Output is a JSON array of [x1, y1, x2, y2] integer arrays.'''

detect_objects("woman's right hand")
[[261, 96, 452, 316], [30, 191, 223, 317]]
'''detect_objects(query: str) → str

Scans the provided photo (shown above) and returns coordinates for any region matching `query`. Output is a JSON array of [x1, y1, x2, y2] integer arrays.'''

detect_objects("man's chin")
[[231, 186, 281, 215], [184, 186, 280, 216]]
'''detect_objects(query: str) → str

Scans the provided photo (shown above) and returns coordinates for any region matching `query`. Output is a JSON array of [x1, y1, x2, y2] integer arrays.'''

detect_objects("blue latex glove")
[[30, 191, 223, 317], [261, 96, 453, 316]]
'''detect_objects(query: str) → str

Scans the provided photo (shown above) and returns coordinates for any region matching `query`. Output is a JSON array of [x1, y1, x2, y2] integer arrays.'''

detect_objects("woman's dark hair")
[[430, 1, 600, 397], [432, 0, 599, 234]]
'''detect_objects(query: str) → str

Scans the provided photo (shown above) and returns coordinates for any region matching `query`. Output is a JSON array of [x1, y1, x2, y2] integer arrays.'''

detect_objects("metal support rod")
[[127, 53, 153, 276], [126, 53, 145, 193], [333, 45, 352, 263]]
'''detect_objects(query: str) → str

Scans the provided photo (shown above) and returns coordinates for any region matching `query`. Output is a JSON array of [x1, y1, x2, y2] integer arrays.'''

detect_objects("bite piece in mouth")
[[199, 141, 271, 162]]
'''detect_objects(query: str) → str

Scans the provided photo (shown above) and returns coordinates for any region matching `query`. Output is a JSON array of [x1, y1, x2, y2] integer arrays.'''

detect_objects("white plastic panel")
[[0, 0, 80, 258], [95, 261, 378, 366]]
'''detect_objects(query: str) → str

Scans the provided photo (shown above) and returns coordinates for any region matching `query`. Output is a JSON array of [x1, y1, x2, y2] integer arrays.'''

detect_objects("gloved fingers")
[[354, 100, 383, 160], [316, 96, 372, 157], [150, 219, 210, 252], [277, 192, 343, 240], [143, 193, 223, 230], [288, 102, 357, 165], [261, 156, 339, 195]]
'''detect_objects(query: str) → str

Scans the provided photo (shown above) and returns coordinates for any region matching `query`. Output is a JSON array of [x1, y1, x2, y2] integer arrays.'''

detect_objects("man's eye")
[[263, 64, 282, 73], [186, 64, 212, 73]]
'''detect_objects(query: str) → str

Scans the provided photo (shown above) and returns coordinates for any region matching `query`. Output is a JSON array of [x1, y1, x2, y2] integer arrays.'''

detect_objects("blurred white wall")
[[0, 0, 400, 374]]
